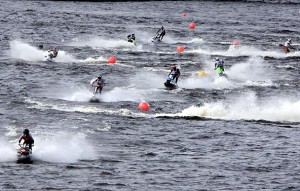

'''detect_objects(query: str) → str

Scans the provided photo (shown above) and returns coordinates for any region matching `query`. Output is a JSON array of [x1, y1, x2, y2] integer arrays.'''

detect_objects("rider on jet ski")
[[214, 57, 225, 76], [127, 34, 136, 44], [283, 39, 294, 54], [91, 75, 106, 95], [18, 129, 34, 151], [155, 26, 166, 41], [166, 64, 180, 84]]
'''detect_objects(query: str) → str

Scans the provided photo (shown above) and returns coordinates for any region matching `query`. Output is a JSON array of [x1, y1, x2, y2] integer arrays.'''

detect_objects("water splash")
[[187, 44, 300, 58], [9, 40, 102, 63], [33, 132, 97, 163], [0, 139, 18, 162], [175, 92, 300, 122]]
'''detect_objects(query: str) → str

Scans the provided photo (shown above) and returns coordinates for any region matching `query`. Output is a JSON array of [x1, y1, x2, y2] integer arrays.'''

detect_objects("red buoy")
[[108, 56, 116, 64], [138, 101, 149, 111], [177, 46, 185, 53], [232, 40, 240, 45], [182, 13, 187, 17], [189, 22, 196, 29]]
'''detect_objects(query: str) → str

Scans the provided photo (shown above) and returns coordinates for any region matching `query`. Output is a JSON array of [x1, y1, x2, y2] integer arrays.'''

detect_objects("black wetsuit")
[[159, 30, 166, 40]]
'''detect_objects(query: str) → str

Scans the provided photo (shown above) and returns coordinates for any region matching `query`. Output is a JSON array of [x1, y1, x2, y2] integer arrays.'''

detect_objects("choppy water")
[[1, 0, 300, 190]]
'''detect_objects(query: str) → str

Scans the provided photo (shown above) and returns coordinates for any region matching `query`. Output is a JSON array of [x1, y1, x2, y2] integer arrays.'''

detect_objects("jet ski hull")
[[164, 81, 178, 90], [89, 96, 100, 103], [17, 154, 32, 164], [17, 147, 33, 164], [152, 37, 161, 43]]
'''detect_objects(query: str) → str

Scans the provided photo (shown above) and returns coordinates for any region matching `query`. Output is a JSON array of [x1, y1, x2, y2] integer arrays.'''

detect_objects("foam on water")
[[188, 44, 300, 58], [174, 92, 300, 122], [25, 98, 153, 118], [69, 36, 134, 49], [180, 74, 236, 89], [226, 56, 272, 82], [187, 38, 204, 44], [80, 56, 107, 63], [9, 40, 105, 63], [9, 40, 46, 62], [0, 139, 17, 162], [33, 132, 97, 163]]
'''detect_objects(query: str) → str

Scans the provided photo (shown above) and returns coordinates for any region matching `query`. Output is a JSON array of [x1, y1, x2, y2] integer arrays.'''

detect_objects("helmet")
[[23, 129, 29, 135], [215, 57, 219, 61]]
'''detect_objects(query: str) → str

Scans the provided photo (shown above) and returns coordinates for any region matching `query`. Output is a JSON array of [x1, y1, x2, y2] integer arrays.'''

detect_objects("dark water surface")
[[1, 0, 300, 190]]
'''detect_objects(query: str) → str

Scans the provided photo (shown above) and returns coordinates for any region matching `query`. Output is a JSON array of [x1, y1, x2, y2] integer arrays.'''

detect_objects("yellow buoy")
[[197, 71, 206, 76]]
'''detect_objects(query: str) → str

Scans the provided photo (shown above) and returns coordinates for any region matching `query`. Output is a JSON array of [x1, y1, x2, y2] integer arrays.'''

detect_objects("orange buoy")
[[182, 13, 187, 17], [108, 56, 116, 64], [177, 46, 185, 53], [138, 101, 149, 111], [189, 22, 196, 29]]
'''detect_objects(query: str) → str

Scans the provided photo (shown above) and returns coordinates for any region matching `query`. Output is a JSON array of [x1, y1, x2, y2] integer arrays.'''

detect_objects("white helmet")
[[215, 57, 219, 61]]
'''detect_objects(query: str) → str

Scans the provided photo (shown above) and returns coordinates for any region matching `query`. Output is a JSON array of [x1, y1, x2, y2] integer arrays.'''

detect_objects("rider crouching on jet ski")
[[48, 47, 58, 59], [91, 75, 106, 95], [155, 26, 166, 41], [283, 39, 294, 54], [19, 129, 34, 151], [166, 64, 180, 84], [127, 34, 136, 44], [214, 57, 226, 76]]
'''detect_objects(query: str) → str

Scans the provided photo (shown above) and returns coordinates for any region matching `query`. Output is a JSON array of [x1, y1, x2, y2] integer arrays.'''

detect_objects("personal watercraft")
[[17, 144, 32, 163], [164, 74, 178, 90]]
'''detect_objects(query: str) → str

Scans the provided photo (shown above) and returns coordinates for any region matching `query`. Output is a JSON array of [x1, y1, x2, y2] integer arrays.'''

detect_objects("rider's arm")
[[30, 135, 34, 144], [18, 136, 23, 143]]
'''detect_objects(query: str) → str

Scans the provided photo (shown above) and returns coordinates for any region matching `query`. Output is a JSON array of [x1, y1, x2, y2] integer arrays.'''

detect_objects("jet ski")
[[44, 50, 54, 62], [127, 39, 136, 46], [164, 75, 178, 90], [151, 36, 161, 43], [17, 144, 32, 163], [89, 95, 101, 103], [216, 67, 228, 78]]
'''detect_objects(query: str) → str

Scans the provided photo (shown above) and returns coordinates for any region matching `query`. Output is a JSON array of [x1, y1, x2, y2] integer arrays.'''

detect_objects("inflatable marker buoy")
[[197, 71, 206, 76], [189, 23, 196, 29], [108, 56, 116, 64], [177, 46, 185, 53], [232, 40, 240, 45], [138, 101, 149, 111]]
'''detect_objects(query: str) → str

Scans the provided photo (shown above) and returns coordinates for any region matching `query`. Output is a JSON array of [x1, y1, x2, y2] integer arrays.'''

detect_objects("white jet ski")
[[44, 51, 54, 62], [151, 36, 161, 43]]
